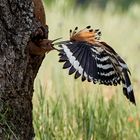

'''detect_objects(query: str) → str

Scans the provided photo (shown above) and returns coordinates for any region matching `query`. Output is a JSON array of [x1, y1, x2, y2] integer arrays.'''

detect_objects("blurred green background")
[[44, 0, 140, 11], [33, 0, 140, 140]]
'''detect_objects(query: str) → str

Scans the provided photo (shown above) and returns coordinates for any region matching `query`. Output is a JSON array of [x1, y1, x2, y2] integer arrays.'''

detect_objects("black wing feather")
[[57, 40, 135, 105], [69, 66, 76, 75]]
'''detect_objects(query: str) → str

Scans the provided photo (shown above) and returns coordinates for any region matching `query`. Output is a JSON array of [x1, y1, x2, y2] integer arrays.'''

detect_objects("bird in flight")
[[53, 26, 136, 105]]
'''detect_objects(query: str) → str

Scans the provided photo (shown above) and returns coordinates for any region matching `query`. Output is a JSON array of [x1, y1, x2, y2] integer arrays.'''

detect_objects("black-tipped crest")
[[95, 29, 99, 32], [86, 26, 91, 29], [75, 27, 78, 30], [89, 29, 93, 32], [68, 26, 102, 44], [98, 31, 101, 36]]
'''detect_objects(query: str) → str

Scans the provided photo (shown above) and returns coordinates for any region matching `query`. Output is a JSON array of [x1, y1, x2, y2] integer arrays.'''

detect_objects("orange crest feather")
[[70, 26, 101, 44]]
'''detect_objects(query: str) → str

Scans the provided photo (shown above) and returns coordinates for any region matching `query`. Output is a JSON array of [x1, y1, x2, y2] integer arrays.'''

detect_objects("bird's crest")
[[70, 26, 101, 44]]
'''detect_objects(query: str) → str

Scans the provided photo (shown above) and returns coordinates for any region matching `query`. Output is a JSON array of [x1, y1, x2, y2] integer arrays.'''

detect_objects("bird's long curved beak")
[[52, 37, 63, 43], [50, 37, 70, 51], [49, 37, 63, 51], [53, 40, 70, 45]]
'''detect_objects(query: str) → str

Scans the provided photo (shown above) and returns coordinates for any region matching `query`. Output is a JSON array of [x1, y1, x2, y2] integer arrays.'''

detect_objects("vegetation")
[[44, 0, 140, 11], [33, 1, 140, 139]]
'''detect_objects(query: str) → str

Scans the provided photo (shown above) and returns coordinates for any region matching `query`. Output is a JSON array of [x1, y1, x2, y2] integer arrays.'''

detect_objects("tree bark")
[[0, 0, 46, 139]]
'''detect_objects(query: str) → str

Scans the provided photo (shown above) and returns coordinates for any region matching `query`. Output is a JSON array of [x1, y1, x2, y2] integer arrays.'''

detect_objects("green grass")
[[33, 1, 140, 140]]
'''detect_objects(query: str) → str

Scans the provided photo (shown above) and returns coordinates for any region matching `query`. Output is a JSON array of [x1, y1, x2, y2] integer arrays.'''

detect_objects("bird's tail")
[[122, 70, 136, 105]]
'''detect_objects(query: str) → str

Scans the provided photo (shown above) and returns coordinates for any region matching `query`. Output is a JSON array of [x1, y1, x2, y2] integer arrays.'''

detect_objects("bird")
[[54, 26, 136, 105]]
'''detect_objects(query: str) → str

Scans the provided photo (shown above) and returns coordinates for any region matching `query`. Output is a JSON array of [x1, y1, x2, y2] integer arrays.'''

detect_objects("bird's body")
[[57, 26, 136, 105]]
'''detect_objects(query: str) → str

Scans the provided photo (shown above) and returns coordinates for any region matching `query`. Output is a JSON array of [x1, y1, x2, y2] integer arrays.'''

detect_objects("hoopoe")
[[56, 26, 136, 105], [30, 0, 135, 105]]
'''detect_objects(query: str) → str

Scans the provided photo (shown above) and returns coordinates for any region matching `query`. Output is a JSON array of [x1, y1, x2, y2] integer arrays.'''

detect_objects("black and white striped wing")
[[58, 41, 136, 104], [58, 41, 122, 86], [99, 42, 136, 104]]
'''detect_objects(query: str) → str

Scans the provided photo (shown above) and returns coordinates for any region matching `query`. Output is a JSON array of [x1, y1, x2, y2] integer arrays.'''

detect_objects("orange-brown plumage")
[[70, 26, 101, 45]]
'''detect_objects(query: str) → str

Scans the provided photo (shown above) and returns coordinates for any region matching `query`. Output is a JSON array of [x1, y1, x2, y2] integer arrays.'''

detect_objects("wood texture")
[[0, 0, 47, 139]]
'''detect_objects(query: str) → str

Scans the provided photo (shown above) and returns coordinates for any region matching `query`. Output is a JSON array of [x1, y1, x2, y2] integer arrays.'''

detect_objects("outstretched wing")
[[100, 41, 136, 104], [58, 41, 122, 86], [58, 41, 136, 105]]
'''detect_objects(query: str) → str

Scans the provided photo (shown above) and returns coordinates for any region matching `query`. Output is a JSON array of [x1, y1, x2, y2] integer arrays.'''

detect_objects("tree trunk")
[[0, 0, 46, 139]]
